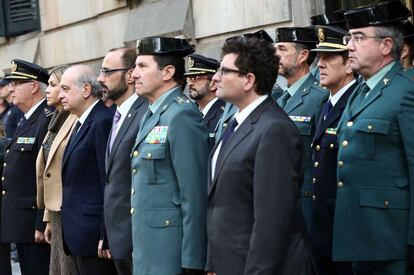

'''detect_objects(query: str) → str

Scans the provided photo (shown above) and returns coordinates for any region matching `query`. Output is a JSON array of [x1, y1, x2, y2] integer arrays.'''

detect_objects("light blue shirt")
[[148, 86, 179, 113], [365, 61, 396, 90], [287, 73, 310, 97]]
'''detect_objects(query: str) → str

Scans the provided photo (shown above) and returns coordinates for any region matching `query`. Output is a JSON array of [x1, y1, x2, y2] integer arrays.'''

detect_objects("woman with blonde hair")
[[36, 65, 78, 275]]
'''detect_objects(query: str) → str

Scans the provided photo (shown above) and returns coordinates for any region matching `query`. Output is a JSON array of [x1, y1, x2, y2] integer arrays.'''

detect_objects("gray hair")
[[73, 65, 102, 98], [375, 26, 404, 60], [38, 82, 47, 93]]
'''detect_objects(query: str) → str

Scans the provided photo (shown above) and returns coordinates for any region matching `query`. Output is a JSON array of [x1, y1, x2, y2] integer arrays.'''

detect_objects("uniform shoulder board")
[[175, 96, 190, 104], [43, 108, 53, 117]]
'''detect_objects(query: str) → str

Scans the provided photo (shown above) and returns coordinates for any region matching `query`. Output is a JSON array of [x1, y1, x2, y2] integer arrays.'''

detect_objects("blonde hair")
[[49, 65, 69, 82]]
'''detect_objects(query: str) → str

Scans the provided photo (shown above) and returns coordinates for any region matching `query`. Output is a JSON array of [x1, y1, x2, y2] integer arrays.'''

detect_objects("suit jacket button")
[[46, 173, 51, 177], [330, 144, 335, 149], [3, 163, 6, 167], [132, 169, 137, 175], [338, 161, 344, 167], [130, 208, 135, 215], [314, 162, 319, 168], [337, 181, 344, 188], [342, 140, 349, 147], [2, 191, 5, 195], [20, 148, 24, 152], [223, 123, 228, 128], [312, 195, 316, 201], [133, 151, 139, 157], [347, 121, 353, 127], [1, 176, 4, 181], [316, 145, 321, 151], [312, 178, 316, 184]]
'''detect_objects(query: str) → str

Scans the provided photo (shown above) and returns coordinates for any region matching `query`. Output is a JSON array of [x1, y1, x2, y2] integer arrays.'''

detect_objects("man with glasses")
[[275, 27, 329, 234], [333, 1, 414, 274], [1, 59, 53, 275], [185, 53, 224, 140], [97, 47, 148, 275], [59, 65, 116, 275], [130, 37, 209, 275], [309, 25, 357, 275], [206, 35, 312, 275]]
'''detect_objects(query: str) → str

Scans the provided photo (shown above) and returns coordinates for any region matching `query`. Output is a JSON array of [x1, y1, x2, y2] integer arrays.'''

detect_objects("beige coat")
[[36, 114, 77, 222]]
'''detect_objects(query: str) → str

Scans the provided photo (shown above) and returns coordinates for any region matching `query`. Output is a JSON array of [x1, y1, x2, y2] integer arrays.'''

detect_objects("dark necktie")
[[17, 116, 27, 128], [220, 118, 238, 147], [321, 99, 333, 121], [67, 121, 81, 148], [279, 91, 291, 108], [351, 83, 370, 114]]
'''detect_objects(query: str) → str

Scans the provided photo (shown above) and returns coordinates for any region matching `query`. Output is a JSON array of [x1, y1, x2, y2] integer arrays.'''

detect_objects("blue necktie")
[[220, 118, 238, 147], [322, 100, 333, 121]]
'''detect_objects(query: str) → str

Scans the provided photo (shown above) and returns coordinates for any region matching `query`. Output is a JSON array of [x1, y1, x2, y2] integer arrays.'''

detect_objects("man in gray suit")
[[97, 47, 148, 275], [207, 34, 313, 275]]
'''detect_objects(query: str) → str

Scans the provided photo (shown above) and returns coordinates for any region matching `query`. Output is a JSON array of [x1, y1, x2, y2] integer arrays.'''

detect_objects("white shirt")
[[211, 95, 268, 178], [329, 79, 356, 107], [25, 98, 46, 120], [113, 94, 138, 138], [77, 99, 99, 132], [201, 97, 219, 117]]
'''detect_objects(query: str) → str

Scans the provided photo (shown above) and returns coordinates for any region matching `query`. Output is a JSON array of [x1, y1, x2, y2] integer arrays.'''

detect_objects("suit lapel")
[[208, 98, 271, 196], [204, 99, 224, 125], [106, 97, 146, 173]]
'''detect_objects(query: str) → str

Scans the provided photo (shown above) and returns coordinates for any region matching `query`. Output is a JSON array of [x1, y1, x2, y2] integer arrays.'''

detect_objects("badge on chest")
[[16, 137, 36, 144], [144, 126, 168, 144]]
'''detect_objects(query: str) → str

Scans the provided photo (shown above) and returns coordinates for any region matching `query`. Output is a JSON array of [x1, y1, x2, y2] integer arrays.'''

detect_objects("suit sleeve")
[[169, 107, 210, 269], [398, 88, 414, 246], [244, 121, 303, 274]]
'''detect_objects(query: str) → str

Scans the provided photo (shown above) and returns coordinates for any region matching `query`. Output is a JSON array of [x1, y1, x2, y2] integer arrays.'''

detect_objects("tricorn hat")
[[275, 27, 317, 47], [136, 37, 194, 57]]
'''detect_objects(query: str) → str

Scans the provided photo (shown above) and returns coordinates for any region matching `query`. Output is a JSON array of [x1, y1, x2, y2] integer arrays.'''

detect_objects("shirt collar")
[[286, 73, 310, 97], [365, 61, 395, 90], [234, 95, 268, 130], [148, 86, 179, 114], [201, 97, 219, 117], [25, 98, 46, 120], [117, 93, 138, 118], [78, 99, 99, 126], [329, 79, 356, 107]]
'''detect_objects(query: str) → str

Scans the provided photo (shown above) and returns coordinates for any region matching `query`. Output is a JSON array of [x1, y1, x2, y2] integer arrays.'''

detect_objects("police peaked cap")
[[5, 59, 49, 84], [184, 54, 220, 76]]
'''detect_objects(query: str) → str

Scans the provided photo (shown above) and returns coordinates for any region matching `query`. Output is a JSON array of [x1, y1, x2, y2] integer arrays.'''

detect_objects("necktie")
[[351, 83, 370, 114], [142, 109, 153, 125], [279, 91, 291, 108], [220, 118, 238, 147], [67, 121, 81, 148], [322, 99, 333, 121], [109, 109, 122, 152], [17, 116, 27, 128]]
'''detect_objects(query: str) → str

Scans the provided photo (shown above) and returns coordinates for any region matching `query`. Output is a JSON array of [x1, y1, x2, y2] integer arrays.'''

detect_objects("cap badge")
[[317, 27, 325, 43], [188, 57, 194, 68], [11, 61, 17, 73]]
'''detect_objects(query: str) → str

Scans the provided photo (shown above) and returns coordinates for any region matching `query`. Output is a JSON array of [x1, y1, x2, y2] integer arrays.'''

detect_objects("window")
[[0, 0, 40, 37]]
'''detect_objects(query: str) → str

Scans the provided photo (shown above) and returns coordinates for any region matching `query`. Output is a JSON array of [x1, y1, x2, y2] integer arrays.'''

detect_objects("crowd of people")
[[0, 0, 413, 274]]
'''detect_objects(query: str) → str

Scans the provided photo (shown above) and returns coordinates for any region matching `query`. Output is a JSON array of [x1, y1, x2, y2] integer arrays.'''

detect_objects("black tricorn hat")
[[344, 0, 411, 29], [275, 27, 317, 47], [311, 25, 349, 53], [401, 20, 414, 43], [311, 10, 347, 30], [226, 29, 274, 43], [184, 54, 219, 76], [5, 59, 49, 84], [136, 37, 194, 57]]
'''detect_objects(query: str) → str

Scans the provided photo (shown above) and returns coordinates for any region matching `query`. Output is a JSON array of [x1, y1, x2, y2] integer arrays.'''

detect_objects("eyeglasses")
[[99, 68, 132, 76], [343, 33, 385, 45], [216, 67, 248, 77], [9, 80, 33, 88]]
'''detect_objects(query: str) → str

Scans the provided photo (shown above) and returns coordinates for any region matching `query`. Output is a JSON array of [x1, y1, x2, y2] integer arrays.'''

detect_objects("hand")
[[44, 222, 52, 244], [34, 230, 46, 243], [97, 240, 112, 259]]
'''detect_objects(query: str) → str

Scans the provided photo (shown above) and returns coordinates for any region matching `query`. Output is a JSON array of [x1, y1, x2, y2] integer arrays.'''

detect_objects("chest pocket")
[[295, 122, 312, 136], [350, 118, 390, 160], [13, 143, 34, 153], [139, 145, 166, 184]]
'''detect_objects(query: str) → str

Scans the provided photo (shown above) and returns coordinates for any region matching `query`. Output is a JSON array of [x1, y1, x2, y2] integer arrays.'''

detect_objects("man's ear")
[[125, 69, 135, 85], [82, 83, 92, 98], [31, 81, 39, 95], [162, 65, 176, 81], [244, 73, 256, 92]]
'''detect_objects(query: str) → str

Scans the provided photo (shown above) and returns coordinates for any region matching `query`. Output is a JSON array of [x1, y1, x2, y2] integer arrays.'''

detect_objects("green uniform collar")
[[365, 61, 396, 90], [149, 86, 179, 113], [287, 73, 310, 97]]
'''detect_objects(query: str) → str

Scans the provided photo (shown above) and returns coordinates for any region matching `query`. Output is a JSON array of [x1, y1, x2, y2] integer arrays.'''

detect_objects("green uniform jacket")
[[333, 62, 414, 261], [277, 74, 328, 232], [130, 87, 210, 274]]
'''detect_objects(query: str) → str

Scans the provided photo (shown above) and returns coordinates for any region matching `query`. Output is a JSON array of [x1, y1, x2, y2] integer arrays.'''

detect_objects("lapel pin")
[[128, 113, 132, 118]]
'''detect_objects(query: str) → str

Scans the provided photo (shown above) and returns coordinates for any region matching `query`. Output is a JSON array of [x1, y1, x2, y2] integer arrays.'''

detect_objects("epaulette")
[[399, 68, 414, 81], [175, 96, 190, 104], [43, 108, 53, 117]]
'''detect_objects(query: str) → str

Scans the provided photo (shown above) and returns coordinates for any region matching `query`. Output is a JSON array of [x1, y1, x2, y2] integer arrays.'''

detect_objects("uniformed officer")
[[130, 37, 209, 275], [185, 53, 224, 140], [400, 20, 414, 75], [309, 25, 357, 275], [1, 59, 53, 275], [275, 26, 329, 232], [333, 1, 414, 274]]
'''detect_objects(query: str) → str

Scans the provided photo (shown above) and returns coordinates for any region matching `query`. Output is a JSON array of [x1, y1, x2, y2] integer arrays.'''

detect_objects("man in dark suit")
[[206, 33, 313, 275], [334, 2, 414, 274], [97, 47, 148, 275], [59, 65, 117, 275], [1, 59, 53, 275], [185, 54, 224, 139], [275, 27, 329, 232], [309, 25, 357, 275]]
